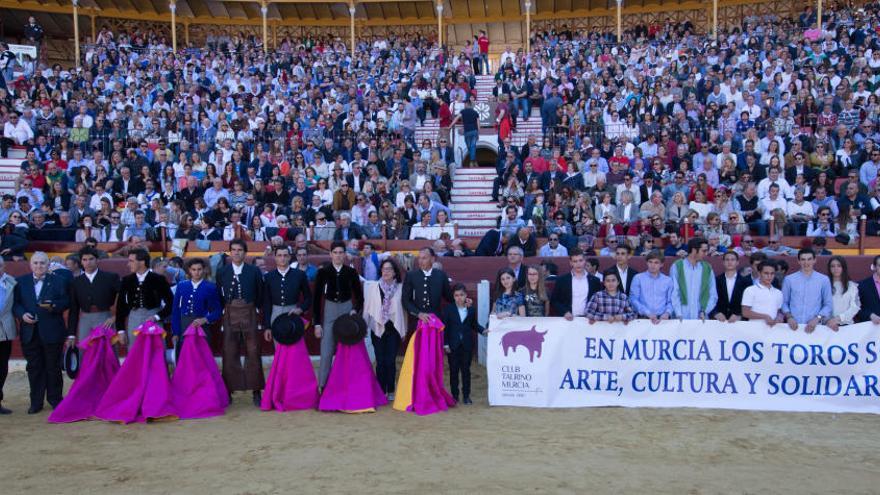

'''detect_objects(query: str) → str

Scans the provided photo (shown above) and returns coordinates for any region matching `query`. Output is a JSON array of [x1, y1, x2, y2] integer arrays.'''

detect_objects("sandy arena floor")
[[1, 363, 879, 495]]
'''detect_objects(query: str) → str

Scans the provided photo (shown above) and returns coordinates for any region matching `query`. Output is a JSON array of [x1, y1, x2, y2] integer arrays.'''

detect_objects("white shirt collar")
[[277, 267, 290, 277], [85, 269, 98, 282], [422, 268, 433, 277], [191, 279, 203, 289], [136, 270, 150, 283], [232, 262, 244, 275]]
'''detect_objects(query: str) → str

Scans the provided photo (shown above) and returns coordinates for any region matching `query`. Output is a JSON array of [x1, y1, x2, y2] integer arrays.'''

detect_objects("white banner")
[[487, 317, 880, 414]]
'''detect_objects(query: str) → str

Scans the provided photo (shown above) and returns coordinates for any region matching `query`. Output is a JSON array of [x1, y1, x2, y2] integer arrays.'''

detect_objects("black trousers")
[[447, 345, 472, 400], [175, 316, 210, 363], [0, 340, 10, 403], [371, 324, 401, 394], [0, 137, 13, 158], [22, 332, 64, 408]]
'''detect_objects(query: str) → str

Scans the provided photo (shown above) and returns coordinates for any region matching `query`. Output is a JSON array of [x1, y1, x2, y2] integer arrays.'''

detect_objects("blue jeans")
[[516, 98, 530, 119], [479, 53, 489, 74], [464, 130, 478, 162]]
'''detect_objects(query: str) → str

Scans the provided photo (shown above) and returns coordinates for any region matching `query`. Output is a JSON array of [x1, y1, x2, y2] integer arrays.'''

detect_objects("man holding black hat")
[[264, 245, 312, 350], [313, 241, 363, 390], [218, 239, 268, 406]]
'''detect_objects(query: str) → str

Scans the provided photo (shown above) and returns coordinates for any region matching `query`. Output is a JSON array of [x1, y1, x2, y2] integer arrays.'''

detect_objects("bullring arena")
[[1, 0, 880, 492]]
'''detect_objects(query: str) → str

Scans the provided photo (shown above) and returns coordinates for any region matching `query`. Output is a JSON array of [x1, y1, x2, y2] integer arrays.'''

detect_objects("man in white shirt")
[[538, 234, 568, 257], [757, 167, 793, 200], [2, 113, 33, 157], [741, 261, 784, 326], [760, 184, 788, 221]]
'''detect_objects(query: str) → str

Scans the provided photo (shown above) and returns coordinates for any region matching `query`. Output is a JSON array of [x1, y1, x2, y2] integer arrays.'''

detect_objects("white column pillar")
[[712, 0, 718, 39], [616, 0, 622, 43], [260, 2, 268, 54], [436, 1, 443, 47], [477, 279, 490, 366], [349, 3, 356, 56], [72, 0, 80, 69], [170, 1, 177, 52], [524, 0, 531, 53]]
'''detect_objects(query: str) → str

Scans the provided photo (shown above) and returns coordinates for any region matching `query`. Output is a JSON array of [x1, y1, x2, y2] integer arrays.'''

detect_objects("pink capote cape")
[[94, 320, 178, 423], [48, 326, 120, 423], [318, 341, 387, 412], [261, 339, 318, 412], [171, 325, 229, 419], [394, 314, 456, 415]]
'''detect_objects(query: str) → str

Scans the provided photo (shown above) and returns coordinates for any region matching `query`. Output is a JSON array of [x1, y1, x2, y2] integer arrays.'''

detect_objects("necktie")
[[34, 277, 43, 299]]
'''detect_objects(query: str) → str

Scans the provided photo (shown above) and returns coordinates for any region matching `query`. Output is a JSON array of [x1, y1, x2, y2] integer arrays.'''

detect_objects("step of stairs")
[[451, 202, 500, 213], [449, 166, 497, 238], [0, 159, 20, 195], [459, 227, 492, 237], [451, 211, 501, 220]]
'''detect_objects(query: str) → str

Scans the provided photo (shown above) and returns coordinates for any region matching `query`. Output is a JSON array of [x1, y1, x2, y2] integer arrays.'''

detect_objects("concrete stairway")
[[451, 167, 497, 237], [0, 148, 24, 195]]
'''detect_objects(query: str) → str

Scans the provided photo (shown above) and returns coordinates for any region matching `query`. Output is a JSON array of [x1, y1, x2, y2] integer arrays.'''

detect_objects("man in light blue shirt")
[[670, 238, 718, 320], [782, 248, 836, 332], [859, 153, 880, 187], [630, 250, 674, 323], [499, 205, 526, 238]]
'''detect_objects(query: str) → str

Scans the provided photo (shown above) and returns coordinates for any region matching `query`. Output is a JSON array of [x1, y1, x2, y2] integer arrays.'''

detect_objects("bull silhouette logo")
[[500, 326, 547, 362]]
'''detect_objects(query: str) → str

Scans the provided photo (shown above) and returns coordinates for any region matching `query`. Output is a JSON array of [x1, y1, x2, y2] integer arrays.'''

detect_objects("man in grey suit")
[[312, 212, 336, 241], [0, 258, 16, 414]]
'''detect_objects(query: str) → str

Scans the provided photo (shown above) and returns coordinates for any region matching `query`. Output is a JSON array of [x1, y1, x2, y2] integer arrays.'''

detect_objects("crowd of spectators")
[[1, 3, 880, 263], [0, 24, 490, 259], [481, 2, 880, 258]]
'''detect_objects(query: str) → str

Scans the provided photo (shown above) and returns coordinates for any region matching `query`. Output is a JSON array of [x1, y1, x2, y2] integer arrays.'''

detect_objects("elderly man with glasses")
[[538, 234, 569, 257]]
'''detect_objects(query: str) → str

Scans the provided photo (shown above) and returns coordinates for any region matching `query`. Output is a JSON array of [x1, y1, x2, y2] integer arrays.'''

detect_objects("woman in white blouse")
[[828, 256, 860, 326], [363, 259, 408, 400]]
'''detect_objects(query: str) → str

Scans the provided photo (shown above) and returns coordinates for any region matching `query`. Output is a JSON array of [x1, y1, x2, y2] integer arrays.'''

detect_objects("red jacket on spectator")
[[526, 156, 548, 174]]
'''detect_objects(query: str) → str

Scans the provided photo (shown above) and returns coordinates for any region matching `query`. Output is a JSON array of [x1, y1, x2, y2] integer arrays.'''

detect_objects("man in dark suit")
[[442, 284, 484, 404], [13, 251, 70, 414], [475, 228, 507, 257], [506, 246, 528, 288], [611, 244, 639, 295], [507, 228, 537, 258], [111, 166, 145, 203], [710, 251, 750, 322], [435, 139, 455, 165], [856, 255, 880, 323], [332, 213, 366, 241], [402, 247, 454, 321], [68, 247, 120, 341], [550, 249, 602, 318]]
